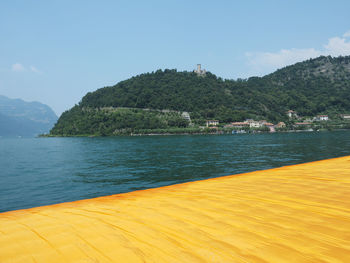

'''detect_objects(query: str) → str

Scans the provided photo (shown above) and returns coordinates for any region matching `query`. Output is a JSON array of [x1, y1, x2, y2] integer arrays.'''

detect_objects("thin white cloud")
[[11, 63, 42, 74], [12, 63, 26, 72], [30, 66, 42, 74], [246, 30, 350, 76], [324, 36, 350, 56]]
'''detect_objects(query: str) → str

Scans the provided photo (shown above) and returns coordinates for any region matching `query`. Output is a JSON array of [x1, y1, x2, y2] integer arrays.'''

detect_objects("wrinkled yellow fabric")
[[1, 156, 350, 262]]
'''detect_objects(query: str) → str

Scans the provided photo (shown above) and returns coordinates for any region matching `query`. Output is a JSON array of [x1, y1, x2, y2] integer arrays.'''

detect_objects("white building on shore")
[[286, 110, 298, 118], [245, 119, 263, 128], [315, 115, 329, 121], [206, 120, 219, 127]]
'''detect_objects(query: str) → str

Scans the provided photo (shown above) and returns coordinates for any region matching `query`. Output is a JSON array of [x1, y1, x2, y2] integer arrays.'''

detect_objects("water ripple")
[[0, 131, 350, 212]]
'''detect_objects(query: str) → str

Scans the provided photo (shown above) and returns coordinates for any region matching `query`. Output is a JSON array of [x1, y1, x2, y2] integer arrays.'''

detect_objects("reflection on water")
[[0, 131, 349, 212]]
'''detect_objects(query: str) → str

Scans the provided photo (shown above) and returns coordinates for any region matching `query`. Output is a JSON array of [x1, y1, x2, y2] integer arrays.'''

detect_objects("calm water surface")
[[1, 131, 350, 212]]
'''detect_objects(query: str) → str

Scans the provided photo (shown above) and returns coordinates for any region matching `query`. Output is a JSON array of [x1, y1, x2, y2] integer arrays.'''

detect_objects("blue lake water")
[[1, 131, 350, 212]]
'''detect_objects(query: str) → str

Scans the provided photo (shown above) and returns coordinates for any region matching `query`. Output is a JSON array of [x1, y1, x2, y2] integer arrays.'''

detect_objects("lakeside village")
[[188, 65, 350, 134], [199, 110, 350, 134], [126, 109, 350, 136]]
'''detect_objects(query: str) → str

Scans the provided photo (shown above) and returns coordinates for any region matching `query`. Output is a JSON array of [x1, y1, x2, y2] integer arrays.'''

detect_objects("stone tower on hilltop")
[[194, 64, 206, 76]]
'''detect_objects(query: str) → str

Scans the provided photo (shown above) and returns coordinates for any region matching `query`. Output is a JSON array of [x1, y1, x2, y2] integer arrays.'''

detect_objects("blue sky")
[[1, 0, 350, 116]]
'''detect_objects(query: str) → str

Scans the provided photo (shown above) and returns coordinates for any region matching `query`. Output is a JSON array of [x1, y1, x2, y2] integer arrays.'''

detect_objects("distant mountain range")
[[0, 95, 57, 136]]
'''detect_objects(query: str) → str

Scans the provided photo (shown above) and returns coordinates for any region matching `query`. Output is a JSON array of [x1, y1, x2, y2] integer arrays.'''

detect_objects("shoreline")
[[39, 128, 350, 138]]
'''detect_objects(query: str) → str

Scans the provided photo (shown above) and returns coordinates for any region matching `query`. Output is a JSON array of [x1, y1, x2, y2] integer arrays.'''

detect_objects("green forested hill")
[[262, 55, 350, 116], [50, 55, 350, 136]]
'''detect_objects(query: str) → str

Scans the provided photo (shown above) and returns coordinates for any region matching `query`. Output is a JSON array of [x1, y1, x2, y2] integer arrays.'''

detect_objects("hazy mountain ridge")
[[0, 95, 58, 136], [265, 56, 350, 84]]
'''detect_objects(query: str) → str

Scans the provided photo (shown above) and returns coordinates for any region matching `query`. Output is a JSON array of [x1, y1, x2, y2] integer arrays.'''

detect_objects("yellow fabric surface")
[[1, 156, 350, 262]]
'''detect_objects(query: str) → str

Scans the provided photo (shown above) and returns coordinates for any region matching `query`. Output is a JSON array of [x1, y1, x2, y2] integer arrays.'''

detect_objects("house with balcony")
[[244, 119, 263, 128]]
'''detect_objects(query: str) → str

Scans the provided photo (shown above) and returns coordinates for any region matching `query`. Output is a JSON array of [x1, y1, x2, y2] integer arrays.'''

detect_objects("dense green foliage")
[[264, 56, 350, 116], [51, 107, 189, 136], [51, 55, 350, 136], [80, 70, 250, 122]]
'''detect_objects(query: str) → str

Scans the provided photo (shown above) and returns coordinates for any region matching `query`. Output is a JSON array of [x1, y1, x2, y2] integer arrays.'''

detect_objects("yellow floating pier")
[[1, 156, 350, 262]]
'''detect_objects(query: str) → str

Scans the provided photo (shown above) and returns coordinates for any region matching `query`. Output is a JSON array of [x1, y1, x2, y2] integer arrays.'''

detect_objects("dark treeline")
[[50, 55, 350, 136]]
